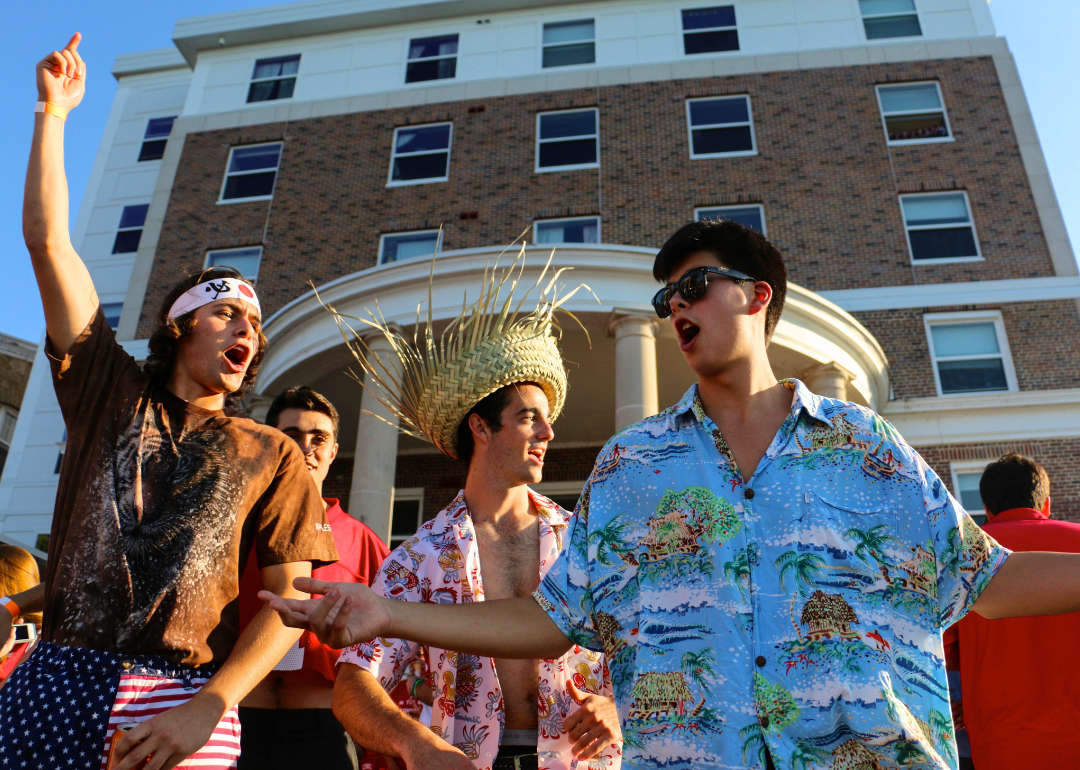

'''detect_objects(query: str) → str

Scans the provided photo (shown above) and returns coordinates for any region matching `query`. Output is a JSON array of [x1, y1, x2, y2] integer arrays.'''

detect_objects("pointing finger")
[[66, 32, 81, 52]]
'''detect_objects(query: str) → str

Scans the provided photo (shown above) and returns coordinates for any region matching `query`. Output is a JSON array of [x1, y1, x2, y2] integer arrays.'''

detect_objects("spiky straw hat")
[[323, 241, 589, 459]]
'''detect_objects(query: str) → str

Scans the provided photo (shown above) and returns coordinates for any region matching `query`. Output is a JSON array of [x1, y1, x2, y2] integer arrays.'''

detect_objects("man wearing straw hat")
[[307, 252, 622, 770]]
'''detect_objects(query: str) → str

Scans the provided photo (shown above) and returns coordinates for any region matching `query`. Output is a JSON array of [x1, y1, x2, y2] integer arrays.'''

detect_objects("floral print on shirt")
[[339, 489, 623, 770], [534, 380, 1009, 770]]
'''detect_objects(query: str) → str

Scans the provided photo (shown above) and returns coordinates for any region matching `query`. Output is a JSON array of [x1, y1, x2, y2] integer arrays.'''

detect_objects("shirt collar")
[[323, 498, 344, 524], [988, 507, 1048, 523]]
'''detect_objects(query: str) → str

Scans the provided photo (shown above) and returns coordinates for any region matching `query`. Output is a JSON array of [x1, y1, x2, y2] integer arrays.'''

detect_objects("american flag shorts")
[[0, 641, 238, 770]]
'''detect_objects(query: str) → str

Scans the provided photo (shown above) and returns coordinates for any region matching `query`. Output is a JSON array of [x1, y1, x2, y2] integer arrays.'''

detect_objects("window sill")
[[909, 255, 983, 265], [217, 195, 275, 205], [386, 177, 450, 187], [535, 163, 600, 173], [887, 137, 954, 147], [690, 150, 758, 160]]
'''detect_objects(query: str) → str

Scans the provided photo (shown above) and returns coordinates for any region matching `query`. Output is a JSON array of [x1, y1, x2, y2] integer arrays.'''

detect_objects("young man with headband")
[[308, 255, 622, 770], [0, 35, 337, 770], [268, 219, 1080, 768]]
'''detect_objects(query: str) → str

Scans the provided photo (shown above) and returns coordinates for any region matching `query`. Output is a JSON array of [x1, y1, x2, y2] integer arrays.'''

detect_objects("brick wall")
[[918, 438, 1080, 523], [138, 56, 1054, 336], [855, 299, 1080, 399]]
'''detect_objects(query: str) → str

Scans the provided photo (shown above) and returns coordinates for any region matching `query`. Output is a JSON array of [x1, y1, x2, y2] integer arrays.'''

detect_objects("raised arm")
[[261, 578, 573, 661], [24, 33, 99, 356]]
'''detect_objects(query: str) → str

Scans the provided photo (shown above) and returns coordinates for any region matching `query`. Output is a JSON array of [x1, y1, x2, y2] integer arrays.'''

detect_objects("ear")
[[468, 413, 492, 446], [747, 280, 772, 317], [329, 442, 339, 463], [1041, 495, 1051, 517]]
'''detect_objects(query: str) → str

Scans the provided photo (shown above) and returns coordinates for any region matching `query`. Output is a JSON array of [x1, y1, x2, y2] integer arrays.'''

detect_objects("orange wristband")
[[0, 596, 19, 621], [34, 101, 68, 121]]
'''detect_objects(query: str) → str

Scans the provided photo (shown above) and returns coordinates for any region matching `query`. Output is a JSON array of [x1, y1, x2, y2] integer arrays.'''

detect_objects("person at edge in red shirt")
[[237, 387, 414, 770], [943, 452, 1080, 770]]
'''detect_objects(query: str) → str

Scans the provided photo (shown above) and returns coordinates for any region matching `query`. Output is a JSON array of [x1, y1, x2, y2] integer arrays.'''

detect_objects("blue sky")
[[0, 1, 1076, 343]]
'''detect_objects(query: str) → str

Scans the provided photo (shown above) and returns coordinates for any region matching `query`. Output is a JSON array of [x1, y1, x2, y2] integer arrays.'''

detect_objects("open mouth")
[[223, 344, 250, 371], [527, 447, 545, 464], [674, 318, 701, 350]]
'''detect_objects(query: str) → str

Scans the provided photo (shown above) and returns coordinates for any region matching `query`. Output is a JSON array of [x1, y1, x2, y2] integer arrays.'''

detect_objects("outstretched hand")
[[37, 33, 86, 111], [259, 577, 391, 650]]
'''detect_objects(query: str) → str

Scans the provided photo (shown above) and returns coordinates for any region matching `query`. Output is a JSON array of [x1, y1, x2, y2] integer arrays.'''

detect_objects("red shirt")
[[943, 508, 1080, 769], [239, 499, 390, 681]]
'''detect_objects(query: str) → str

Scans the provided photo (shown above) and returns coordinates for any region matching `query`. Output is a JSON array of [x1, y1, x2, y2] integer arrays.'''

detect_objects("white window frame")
[[859, 0, 922, 41], [379, 229, 442, 265], [923, 310, 1018, 397], [949, 459, 991, 525], [218, 142, 284, 204], [532, 216, 601, 244], [681, 5, 740, 56], [389, 487, 426, 548], [900, 191, 982, 265], [0, 406, 18, 450], [112, 204, 149, 254], [685, 96, 757, 159], [875, 82, 952, 146], [387, 122, 453, 187], [694, 204, 767, 235], [204, 245, 264, 282], [404, 33, 459, 84], [247, 54, 301, 103], [535, 108, 600, 173], [541, 19, 596, 70]]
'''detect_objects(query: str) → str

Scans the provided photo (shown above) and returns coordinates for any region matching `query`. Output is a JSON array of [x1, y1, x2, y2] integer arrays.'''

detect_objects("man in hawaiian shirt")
[[266, 220, 1080, 770]]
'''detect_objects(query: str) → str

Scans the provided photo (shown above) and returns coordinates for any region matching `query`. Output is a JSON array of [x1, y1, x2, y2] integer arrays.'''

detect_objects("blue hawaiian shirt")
[[534, 380, 1009, 770]]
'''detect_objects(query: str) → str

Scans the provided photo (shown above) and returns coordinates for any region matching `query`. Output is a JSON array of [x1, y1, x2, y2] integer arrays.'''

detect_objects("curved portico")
[[253, 245, 890, 540]]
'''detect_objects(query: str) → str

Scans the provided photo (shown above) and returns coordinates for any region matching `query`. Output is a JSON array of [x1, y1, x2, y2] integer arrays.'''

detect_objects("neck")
[[695, 348, 783, 420], [463, 461, 533, 526], [166, 370, 228, 411]]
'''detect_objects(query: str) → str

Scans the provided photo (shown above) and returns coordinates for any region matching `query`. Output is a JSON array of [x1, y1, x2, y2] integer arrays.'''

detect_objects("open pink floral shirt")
[[339, 489, 622, 770]]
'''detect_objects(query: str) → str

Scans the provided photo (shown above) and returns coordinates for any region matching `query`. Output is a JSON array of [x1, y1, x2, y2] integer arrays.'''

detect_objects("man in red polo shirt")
[[944, 452, 1080, 770], [237, 387, 401, 769]]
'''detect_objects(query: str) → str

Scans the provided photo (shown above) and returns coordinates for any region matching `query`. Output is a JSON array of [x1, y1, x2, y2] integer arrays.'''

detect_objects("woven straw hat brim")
[[418, 329, 566, 459]]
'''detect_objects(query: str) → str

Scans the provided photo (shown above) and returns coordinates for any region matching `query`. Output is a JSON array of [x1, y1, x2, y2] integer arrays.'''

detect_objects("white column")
[[349, 334, 402, 544], [800, 361, 855, 401], [609, 314, 660, 432]]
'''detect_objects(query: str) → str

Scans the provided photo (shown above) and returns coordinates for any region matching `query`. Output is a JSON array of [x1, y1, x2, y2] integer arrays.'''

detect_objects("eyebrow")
[[281, 427, 333, 437], [517, 407, 545, 417], [217, 298, 262, 324]]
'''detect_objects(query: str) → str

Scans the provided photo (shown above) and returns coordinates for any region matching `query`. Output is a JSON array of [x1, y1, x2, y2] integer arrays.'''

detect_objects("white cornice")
[[112, 48, 190, 79], [884, 389, 1080, 446], [819, 275, 1080, 313]]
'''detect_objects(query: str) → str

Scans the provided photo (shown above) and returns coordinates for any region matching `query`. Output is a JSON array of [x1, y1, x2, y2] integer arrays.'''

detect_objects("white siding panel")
[[112, 169, 160, 199], [799, 19, 863, 49], [741, 24, 801, 53], [302, 44, 355, 74], [598, 12, 637, 39], [205, 58, 254, 87], [638, 34, 680, 62], [794, 0, 855, 22], [924, 10, 978, 38], [134, 85, 191, 115], [739, 1, 798, 27], [302, 69, 350, 99], [200, 84, 248, 113], [600, 37, 639, 66], [636, 9, 677, 35], [458, 51, 500, 79]]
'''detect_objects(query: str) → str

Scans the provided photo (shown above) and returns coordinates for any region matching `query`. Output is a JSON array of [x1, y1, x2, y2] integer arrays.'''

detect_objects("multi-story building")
[[3, 0, 1078, 548]]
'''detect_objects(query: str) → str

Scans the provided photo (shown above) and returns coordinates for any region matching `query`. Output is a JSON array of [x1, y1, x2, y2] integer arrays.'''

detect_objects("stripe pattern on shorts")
[[99, 674, 241, 769]]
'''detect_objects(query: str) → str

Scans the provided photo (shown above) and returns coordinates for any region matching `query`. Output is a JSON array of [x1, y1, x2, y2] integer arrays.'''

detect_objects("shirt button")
[[756, 655, 767, 668], [759, 715, 770, 729], [744, 488, 755, 500]]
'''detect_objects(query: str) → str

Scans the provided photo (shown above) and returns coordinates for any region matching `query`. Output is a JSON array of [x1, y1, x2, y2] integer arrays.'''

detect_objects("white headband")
[[167, 277, 261, 322]]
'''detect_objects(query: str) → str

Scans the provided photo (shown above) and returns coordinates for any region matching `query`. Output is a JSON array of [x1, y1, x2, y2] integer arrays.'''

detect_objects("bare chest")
[[473, 521, 542, 601]]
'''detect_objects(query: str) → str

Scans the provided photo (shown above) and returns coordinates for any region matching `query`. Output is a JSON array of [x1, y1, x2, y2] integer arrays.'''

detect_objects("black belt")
[[492, 754, 539, 770]]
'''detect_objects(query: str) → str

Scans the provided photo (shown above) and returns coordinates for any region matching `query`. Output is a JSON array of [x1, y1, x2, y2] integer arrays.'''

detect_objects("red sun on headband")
[[167, 278, 262, 323]]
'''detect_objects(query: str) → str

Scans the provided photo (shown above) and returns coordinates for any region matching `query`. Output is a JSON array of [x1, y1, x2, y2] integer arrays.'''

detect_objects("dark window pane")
[[391, 499, 422, 541], [101, 303, 123, 330], [689, 97, 748, 126], [382, 234, 440, 263], [253, 55, 300, 80], [145, 117, 176, 139], [543, 20, 594, 45], [119, 204, 149, 229], [392, 152, 449, 181], [395, 125, 451, 153], [542, 42, 595, 68], [409, 35, 459, 59], [691, 125, 754, 155], [937, 359, 1008, 394], [682, 6, 736, 30], [223, 171, 277, 199], [539, 111, 596, 140], [885, 113, 949, 142], [229, 145, 282, 173], [539, 138, 597, 168], [864, 15, 922, 39], [112, 229, 142, 254], [405, 58, 457, 83], [247, 77, 296, 103], [684, 29, 740, 54], [909, 227, 978, 260], [698, 207, 763, 232], [138, 139, 167, 162]]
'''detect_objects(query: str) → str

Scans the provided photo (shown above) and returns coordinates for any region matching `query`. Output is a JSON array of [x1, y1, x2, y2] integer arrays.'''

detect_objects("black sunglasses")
[[652, 266, 758, 319]]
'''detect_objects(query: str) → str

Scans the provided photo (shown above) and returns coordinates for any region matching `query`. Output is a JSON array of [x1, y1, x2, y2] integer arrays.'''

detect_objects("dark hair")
[[454, 382, 543, 466], [144, 266, 266, 397], [653, 219, 788, 341], [979, 453, 1050, 516], [265, 386, 340, 440]]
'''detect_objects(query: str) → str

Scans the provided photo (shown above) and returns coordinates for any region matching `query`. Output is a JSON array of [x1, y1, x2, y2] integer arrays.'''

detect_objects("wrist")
[[0, 596, 20, 622], [35, 101, 68, 121]]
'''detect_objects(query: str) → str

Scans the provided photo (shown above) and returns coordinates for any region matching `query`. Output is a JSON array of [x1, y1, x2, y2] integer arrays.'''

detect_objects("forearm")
[[386, 596, 571, 661], [971, 551, 1080, 620], [333, 664, 438, 759], [9, 583, 45, 615]]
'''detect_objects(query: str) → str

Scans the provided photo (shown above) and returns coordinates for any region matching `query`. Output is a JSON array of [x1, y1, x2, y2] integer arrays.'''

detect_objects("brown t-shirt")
[[44, 309, 339, 665]]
